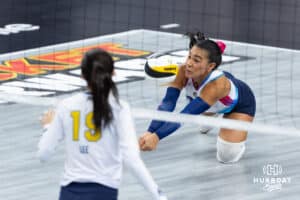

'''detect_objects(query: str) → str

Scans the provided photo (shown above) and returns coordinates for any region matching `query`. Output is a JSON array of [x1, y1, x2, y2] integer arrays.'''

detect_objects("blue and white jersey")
[[185, 70, 239, 114], [37, 92, 162, 200]]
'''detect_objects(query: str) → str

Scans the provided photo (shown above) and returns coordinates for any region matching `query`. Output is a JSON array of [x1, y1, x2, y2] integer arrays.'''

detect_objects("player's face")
[[185, 46, 215, 79]]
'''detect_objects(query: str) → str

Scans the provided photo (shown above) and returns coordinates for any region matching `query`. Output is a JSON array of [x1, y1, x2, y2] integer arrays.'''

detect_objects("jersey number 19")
[[71, 111, 101, 142]]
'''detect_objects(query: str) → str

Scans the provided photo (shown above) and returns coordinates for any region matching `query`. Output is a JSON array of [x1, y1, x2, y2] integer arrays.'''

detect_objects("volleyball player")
[[139, 32, 256, 164], [37, 49, 167, 200]]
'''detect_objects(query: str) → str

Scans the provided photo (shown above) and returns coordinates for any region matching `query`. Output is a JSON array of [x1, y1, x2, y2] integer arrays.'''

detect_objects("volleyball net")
[[0, 29, 300, 136], [0, 0, 300, 137]]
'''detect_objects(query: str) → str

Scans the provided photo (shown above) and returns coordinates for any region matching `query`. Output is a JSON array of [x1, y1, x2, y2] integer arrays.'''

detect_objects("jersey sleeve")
[[37, 103, 65, 162], [116, 101, 161, 200]]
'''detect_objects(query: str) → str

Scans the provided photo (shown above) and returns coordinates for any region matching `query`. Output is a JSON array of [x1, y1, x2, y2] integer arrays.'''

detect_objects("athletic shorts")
[[59, 182, 118, 200], [224, 71, 256, 117]]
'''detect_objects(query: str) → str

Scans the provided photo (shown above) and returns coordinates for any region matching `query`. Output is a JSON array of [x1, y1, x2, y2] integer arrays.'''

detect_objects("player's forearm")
[[155, 96, 210, 139], [123, 152, 161, 199], [37, 125, 63, 162], [147, 87, 180, 132], [37, 133, 55, 162], [37, 147, 54, 162]]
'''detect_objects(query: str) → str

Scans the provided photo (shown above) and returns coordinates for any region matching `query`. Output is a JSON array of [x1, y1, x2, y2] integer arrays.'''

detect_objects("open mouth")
[[185, 69, 192, 75]]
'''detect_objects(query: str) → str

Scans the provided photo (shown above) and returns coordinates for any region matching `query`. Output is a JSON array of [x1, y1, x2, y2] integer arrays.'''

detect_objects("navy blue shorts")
[[59, 182, 118, 200], [224, 71, 256, 117]]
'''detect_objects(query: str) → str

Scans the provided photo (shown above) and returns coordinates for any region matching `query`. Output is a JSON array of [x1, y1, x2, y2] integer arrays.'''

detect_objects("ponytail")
[[186, 31, 206, 49], [81, 49, 119, 130], [185, 31, 226, 69]]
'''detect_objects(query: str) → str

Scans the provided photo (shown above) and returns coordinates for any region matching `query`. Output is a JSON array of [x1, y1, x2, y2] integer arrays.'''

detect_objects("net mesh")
[[0, 0, 300, 130]]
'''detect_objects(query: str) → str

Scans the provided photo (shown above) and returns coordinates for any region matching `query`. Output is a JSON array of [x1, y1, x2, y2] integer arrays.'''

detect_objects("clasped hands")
[[139, 132, 160, 151]]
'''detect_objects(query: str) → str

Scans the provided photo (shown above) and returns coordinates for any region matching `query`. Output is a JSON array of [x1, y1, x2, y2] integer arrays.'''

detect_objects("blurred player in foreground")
[[38, 48, 167, 200]]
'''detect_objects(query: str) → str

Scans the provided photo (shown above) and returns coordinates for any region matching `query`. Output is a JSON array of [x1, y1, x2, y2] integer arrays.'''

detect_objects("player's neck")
[[193, 72, 210, 85]]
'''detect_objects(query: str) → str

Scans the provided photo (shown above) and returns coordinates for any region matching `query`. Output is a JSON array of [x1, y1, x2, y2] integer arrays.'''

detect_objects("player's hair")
[[81, 48, 119, 130], [186, 31, 225, 69]]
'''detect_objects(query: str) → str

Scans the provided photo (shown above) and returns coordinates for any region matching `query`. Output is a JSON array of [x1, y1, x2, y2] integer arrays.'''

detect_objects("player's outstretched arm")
[[117, 101, 167, 200]]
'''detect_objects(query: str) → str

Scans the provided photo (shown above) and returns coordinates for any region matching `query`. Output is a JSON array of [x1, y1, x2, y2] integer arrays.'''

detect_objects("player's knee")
[[216, 136, 246, 164]]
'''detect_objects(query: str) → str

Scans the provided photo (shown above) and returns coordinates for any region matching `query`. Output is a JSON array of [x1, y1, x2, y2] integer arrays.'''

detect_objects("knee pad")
[[216, 136, 246, 164]]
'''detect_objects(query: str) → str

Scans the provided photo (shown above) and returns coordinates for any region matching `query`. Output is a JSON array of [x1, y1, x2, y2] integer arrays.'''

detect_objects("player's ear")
[[207, 62, 216, 72]]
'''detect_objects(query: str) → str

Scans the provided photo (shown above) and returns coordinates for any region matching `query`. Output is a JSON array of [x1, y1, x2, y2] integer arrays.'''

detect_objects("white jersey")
[[37, 92, 161, 199], [185, 70, 238, 113]]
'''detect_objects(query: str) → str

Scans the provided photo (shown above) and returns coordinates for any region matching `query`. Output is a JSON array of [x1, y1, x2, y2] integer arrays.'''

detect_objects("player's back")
[[58, 91, 124, 188]]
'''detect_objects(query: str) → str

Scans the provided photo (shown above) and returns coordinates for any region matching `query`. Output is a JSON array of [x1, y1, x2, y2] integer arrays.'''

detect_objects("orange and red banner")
[[0, 43, 150, 81]]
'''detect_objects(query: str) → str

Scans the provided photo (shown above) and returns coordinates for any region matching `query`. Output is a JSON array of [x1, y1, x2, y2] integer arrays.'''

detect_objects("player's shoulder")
[[204, 70, 231, 97], [210, 69, 224, 79], [108, 97, 131, 124], [57, 92, 89, 110], [109, 96, 130, 112]]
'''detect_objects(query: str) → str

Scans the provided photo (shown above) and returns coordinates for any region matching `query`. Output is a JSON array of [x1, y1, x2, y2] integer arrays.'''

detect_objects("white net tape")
[[132, 108, 300, 137]]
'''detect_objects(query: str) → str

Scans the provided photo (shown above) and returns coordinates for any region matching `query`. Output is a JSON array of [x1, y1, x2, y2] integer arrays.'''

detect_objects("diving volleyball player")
[[140, 32, 256, 164]]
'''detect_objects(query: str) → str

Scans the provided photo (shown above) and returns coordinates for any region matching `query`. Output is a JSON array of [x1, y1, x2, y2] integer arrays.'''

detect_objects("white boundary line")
[[138, 29, 300, 53], [0, 29, 146, 61], [220, 39, 300, 53], [1, 29, 298, 62], [0, 93, 59, 106]]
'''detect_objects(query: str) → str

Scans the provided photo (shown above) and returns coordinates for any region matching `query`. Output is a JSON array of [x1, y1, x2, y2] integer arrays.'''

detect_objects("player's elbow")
[[36, 148, 52, 162], [123, 151, 141, 167]]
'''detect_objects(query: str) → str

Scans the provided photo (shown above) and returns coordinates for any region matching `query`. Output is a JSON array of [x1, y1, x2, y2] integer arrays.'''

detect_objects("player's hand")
[[159, 194, 168, 200], [139, 132, 153, 148], [40, 109, 55, 127], [140, 132, 159, 151], [139, 132, 147, 148], [158, 189, 168, 200]]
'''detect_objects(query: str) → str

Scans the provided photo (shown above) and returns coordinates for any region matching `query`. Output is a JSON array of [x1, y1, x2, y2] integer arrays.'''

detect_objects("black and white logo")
[[253, 163, 291, 192], [0, 24, 40, 35]]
